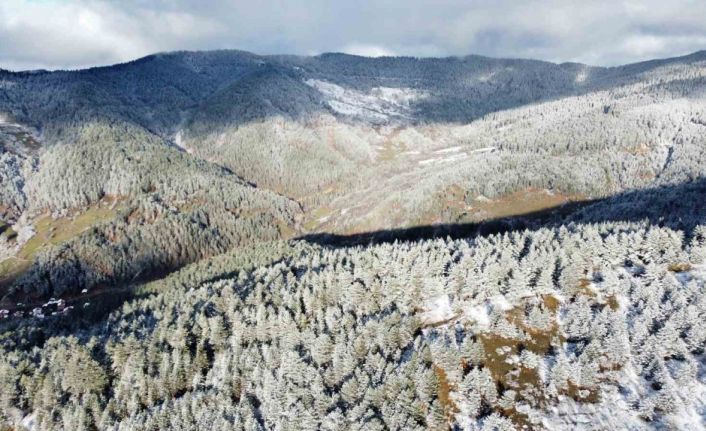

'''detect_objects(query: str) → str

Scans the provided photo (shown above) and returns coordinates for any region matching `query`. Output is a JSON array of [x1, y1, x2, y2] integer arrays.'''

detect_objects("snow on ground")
[[541, 264, 706, 430], [675, 264, 706, 287], [16, 223, 35, 244], [670, 369, 706, 431], [409, 243, 706, 430], [545, 363, 626, 429], [327, 100, 389, 122], [417, 146, 496, 165], [462, 294, 517, 328], [543, 358, 706, 430], [305, 79, 427, 122], [20, 413, 36, 431], [173, 131, 194, 154], [371, 86, 426, 106], [574, 70, 589, 84], [422, 294, 518, 330], [465, 304, 491, 328], [490, 295, 514, 311], [419, 294, 455, 326], [542, 389, 648, 430], [418, 153, 469, 166], [417, 158, 438, 166], [434, 146, 464, 154]]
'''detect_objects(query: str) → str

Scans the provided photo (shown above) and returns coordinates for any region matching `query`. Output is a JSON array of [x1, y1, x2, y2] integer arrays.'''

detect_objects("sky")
[[1, 0, 705, 71]]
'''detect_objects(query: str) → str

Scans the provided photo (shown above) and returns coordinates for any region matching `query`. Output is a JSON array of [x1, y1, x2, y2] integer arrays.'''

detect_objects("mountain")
[[0, 49, 705, 430]]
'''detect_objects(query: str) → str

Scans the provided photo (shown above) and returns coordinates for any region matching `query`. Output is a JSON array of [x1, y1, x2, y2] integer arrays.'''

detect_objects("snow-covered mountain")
[[1, 49, 706, 430]]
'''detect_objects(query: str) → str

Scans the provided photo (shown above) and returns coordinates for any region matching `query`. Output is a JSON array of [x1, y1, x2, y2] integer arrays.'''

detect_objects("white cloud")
[[339, 44, 396, 58], [0, 0, 224, 70], [0, 0, 704, 70], [0, 1, 141, 70]]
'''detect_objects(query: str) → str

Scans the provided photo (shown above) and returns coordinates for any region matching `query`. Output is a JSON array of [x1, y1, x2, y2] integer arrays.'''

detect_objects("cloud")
[[0, 0, 224, 70], [0, 0, 704, 70], [339, 44, 397, 58]]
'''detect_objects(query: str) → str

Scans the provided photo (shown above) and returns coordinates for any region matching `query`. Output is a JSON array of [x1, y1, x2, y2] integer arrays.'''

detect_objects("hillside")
[[0, 119, 302, 305], [0, 49, 706, 430], [2, 219, 705, 430]]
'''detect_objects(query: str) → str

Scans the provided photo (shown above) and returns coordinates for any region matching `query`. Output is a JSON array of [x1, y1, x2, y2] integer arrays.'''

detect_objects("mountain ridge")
[[4, 48, 706, 75]]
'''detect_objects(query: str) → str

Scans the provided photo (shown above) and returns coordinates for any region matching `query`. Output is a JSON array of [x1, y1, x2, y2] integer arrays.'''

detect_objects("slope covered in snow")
[[1, 49, 706, 431], [2, 222, 705, 430]]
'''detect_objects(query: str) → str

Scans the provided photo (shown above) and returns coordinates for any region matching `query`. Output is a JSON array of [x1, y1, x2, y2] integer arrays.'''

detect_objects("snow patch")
[[466, 304, 490, 328], [419, 294, 455, 326], [417, 153, 468, 166], [542, 388, 645, 430], [174, 131, 194, 154], [16, 224, 35, 244], [674, 264, 706, 287], [305, 79, 428, 123], [543, 356, 706, 430], [434, 146, 464, 154], [463, 295, 516, 330], [477, 71, 497, 82], [21, 413, 37, 431], [490, 295, 514, 312]]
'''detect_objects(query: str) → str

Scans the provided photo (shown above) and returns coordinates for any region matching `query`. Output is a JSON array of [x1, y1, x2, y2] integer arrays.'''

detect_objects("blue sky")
[[1, 0, 706, 70]]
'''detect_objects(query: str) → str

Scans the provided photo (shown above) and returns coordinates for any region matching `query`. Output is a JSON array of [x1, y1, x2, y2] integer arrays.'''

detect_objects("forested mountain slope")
[[2, 218, 705, 430], [0, 118, 301, 305], [1, 49, 706, 430], [1, 47, 705, 317], [179, 54, 706, 233], [3, 49, 704, 136]]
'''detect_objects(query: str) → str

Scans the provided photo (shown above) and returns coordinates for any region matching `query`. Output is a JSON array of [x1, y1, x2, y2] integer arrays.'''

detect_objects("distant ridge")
[[4, 48, 706, 74]]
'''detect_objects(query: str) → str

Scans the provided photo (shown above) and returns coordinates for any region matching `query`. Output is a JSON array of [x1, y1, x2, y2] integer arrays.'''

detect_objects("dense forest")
[[1, 219, 705, 430], [1, 49, 706, 429]]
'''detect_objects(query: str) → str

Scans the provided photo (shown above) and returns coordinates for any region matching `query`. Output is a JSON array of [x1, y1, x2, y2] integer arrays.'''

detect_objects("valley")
[[0, 49, 705, 430]]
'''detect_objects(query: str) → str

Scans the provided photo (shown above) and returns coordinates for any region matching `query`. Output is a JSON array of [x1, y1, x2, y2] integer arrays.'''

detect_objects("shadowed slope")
[[299, 177, 706, 246]]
